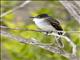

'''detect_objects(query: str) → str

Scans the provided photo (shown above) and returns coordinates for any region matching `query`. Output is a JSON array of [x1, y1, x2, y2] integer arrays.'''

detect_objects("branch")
[[0, 26, 80, 33], [48, 33, 77, 55], [0, 26, 78, 55], [0, 0, 31, 17], [59, 0, 80, 24], [0, 30, 79, 60]]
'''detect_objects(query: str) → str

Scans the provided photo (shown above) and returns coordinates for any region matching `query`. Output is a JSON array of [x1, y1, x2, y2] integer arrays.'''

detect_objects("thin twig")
[[0, 26, 80, 33], [59, 1, 80, 24], [0, 0, 31, 17], [48, 33, 77, 55]]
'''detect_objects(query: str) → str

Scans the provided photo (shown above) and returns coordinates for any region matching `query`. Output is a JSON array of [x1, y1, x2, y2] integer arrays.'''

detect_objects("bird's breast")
[[33, 18, 55, 31]]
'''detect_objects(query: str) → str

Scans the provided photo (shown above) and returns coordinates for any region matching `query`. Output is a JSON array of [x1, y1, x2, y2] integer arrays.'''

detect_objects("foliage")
[[1, 1, 80, 60]]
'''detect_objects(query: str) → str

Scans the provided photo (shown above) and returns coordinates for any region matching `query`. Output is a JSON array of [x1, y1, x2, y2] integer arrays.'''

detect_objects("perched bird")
[[30, 14, 64, 48]]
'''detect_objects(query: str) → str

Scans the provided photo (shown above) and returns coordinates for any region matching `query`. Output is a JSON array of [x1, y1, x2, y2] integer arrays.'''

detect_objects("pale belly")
[[33, 18, 55, 31]]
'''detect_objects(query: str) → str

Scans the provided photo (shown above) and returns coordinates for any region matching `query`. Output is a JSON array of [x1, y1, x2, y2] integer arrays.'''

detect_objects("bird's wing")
[[46, 17, 63, 35], [47, 17, 63, 31]]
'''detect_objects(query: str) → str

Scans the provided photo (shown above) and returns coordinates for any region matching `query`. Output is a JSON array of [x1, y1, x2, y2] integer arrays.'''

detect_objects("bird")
[[30, 14, 64, 48]]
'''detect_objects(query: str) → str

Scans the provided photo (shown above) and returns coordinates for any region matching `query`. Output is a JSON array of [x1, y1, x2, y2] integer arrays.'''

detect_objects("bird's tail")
[[55, 36, 64, 48]]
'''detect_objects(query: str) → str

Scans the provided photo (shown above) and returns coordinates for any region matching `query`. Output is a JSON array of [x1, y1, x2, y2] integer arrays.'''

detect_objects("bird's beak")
[[29, 17, 35, 18]]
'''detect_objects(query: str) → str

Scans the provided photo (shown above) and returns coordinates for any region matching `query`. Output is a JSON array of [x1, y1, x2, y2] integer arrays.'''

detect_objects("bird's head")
[[30, 14, 50, 19]]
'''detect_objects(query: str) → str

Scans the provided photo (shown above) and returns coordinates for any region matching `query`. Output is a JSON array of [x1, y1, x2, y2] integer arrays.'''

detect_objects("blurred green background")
[[1, 0, 80, 60]]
